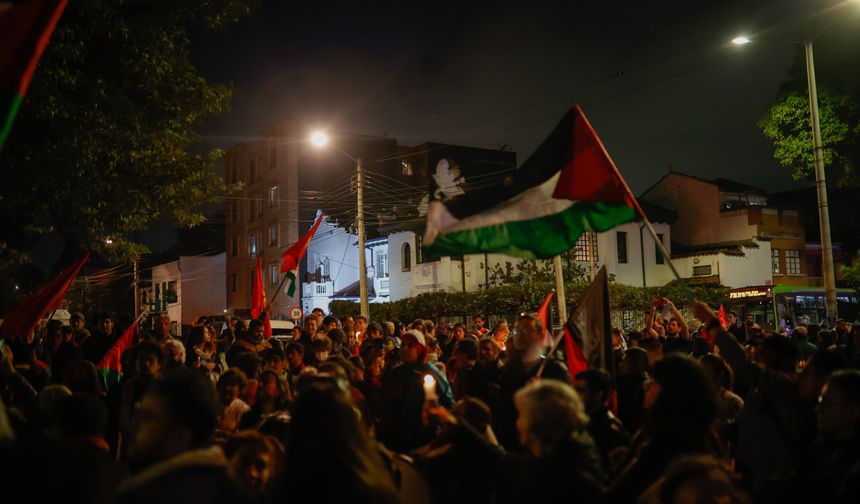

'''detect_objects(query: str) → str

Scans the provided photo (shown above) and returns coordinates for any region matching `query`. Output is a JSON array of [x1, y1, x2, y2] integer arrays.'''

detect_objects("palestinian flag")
[[535, 289, 555, 348], [0, 0, 68, 151], [560, 266, 612, 380], [423, 106, 641, 260], [96, 317, 141, 391], [281, 212, 324, 297]]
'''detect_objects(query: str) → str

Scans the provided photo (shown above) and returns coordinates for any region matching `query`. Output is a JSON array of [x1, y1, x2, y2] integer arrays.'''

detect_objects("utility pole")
[[804, 40, 838, 323], [356, 158, 370, 319], [553, 255, 567, 325], [133, 258, 140, 318]]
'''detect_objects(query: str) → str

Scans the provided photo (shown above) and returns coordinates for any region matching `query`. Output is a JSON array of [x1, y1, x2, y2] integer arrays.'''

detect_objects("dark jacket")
[[378, 362, 454, 453], [496, 356, 569, 451], [448, 419, 604, 504], [587, 405, 630, 473], [116, 446, 249, 504]]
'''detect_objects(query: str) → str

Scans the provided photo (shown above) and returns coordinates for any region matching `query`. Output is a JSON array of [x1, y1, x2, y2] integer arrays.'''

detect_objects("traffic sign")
[[289, 307, 303, 321]]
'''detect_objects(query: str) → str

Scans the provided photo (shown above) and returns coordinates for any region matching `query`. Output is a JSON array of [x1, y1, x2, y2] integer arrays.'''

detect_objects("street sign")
[[289, 307, 303, 321]]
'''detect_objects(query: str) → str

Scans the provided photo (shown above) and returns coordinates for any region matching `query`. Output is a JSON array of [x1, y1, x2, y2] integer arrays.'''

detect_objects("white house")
[[146, 253, 226, 327], [300, 218, 390, 314]]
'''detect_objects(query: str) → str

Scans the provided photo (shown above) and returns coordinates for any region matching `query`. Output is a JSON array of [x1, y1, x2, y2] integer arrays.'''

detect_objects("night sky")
[[189, 0, 860, 195]]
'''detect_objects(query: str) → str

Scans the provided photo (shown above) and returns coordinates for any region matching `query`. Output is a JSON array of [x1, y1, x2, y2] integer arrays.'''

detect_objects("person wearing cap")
[[378, 329, 454, 452], [70, 312, 91, 346]]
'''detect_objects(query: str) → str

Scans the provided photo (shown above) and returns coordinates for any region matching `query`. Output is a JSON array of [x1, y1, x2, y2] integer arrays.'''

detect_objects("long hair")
[[645, 355, 719, 441], [284, 383, 397, 502]]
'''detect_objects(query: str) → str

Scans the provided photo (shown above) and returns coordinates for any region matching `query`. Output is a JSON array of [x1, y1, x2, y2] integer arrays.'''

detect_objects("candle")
[[423, 374, 438, 402]]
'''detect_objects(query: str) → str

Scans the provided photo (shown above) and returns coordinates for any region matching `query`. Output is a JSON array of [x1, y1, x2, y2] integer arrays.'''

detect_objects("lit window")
[[772, 249, 781, 274], [269, 264, 279, 286], [693, 265, 712, 276], [268, 186, 279, 207], [377, 252, 388, 278], [402, 160, 414, 176], [249, 233, 257, 260], [574, 233, 597, 262], [786, 250, 801, 275]]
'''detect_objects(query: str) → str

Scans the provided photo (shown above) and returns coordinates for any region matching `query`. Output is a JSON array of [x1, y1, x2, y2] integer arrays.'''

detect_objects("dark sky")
[[188, 0, 860, 195]]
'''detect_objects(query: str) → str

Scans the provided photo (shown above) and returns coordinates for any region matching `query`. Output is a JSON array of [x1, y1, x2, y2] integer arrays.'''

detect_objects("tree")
[[843, 258, 860, 297], [759, 91, 860, 188], [0, 0, 255, 275], [488, 250, 587, 286]]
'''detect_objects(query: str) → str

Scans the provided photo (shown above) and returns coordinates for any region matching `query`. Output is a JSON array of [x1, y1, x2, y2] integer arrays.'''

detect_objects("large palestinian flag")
[[423, 106, 641, 260]]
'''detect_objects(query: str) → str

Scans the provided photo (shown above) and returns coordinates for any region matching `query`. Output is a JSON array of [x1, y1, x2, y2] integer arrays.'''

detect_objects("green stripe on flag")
[[0, 93, 23, 151], [286, 270, 297, 297], [97, 367, 122, 391], [424, 202, 637, 260]]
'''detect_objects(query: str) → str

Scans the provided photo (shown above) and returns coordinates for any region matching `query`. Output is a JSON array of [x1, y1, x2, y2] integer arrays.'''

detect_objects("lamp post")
[[310, 132, 370, 319], [733, 34, 838, 322]]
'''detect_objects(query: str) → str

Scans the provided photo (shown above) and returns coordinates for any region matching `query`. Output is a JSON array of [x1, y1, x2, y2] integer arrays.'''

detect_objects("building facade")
[[145, 253, 226, 328], [642, 172, 811, 288]]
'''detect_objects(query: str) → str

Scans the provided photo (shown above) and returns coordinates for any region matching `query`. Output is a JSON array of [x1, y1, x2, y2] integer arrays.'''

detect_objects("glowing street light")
[[310, 131, 329, 147], [731, 36, 751, 45], [307, 130, 369, 319]]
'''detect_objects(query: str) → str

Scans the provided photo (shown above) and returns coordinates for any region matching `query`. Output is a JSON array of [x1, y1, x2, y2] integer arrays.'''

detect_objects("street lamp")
[[309, 131, 370, 319], [733, 34, 838, 322]]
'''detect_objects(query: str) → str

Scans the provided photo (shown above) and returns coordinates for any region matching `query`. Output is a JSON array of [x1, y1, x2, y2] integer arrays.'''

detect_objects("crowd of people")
[[1, 300, 860, 503]]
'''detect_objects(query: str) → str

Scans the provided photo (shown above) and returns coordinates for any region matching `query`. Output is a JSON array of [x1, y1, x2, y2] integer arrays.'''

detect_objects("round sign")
[[289, 307, 303, 321]]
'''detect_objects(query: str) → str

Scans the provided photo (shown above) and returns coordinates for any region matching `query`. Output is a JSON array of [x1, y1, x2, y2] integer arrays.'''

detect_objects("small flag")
[[251, 256, 272, 338], [0, 0, 68, 151], [0, 253, 88, 340], [423, 106, 639, 260], [535, 289, 555, 348], [560, 266, 612, 381], [281, 212, 325, 297], [717, 304, 729, 330], [96, 317, 140, 391]]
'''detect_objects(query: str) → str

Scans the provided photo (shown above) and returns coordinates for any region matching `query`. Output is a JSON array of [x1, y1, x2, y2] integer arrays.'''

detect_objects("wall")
[[178, 254, 227, 325], [672, 241, 773, 289], [604, 221, 675, 287]]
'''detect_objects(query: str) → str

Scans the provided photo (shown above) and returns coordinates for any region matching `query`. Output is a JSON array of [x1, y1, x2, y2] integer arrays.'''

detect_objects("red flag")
[[0, 253, 89, 340], [717, 304, 729, 330], [0, 0, 68, 149], [251, 256, 272, 338], [96, 317, 140, 390], [563, 325, 589, 379], [281, 212, 325, 273], [561, 267, 612, 381], [535, 289, 555, 348]]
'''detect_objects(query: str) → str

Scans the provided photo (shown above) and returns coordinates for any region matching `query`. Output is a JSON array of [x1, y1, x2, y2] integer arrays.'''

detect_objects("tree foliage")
[[759, 90, 860, 188], [0, 0, 256, 273], [843, 257, 860, 297]]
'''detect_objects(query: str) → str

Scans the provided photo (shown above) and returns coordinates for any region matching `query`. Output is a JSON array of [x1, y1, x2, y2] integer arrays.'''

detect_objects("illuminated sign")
[[728, 288, 772, 300]]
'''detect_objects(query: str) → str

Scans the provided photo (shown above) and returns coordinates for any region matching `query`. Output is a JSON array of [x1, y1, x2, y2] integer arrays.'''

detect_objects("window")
[[376, 252, 388, 278], [693, 265, 712, 276], [268, 224, 278, 247], [227, 201, 238, 223], [269, 145, 277, 168], [401, 160, 414, 176], [268, 185, 279, 207], [323, 257, 330, 278], [248, 233, 258, 260], [415, 235, 428, 264], [772, 249, 781, 274], [574, 233, 597, 262], [616, 231, 628, 264], [249, 160, 257, 183], [250, 194, 263, 221], [786, 250, 801, 275], [316, 285, 326, 294], [231, 236, 239, 257], [402, 243, 412, 271], [165, 281, 178, 303], [269, 264, 279, 286], [231, 273, 237, 293]]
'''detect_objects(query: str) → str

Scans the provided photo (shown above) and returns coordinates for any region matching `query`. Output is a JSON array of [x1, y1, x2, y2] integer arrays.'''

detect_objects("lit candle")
[[423, 374, 438, 402]]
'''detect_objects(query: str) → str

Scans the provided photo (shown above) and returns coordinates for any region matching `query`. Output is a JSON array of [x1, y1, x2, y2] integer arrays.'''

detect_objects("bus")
[[725, 285, 859, 331]]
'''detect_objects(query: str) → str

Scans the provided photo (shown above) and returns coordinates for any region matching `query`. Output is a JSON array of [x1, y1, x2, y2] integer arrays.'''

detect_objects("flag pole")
[[552, 256, 567, 326], [575, 105, 694, 302], [269, 273, 291, 306]]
